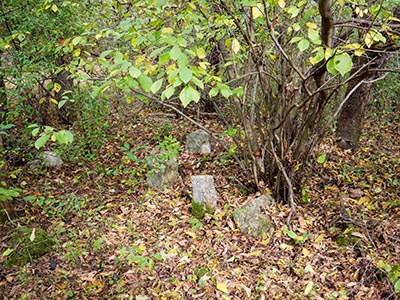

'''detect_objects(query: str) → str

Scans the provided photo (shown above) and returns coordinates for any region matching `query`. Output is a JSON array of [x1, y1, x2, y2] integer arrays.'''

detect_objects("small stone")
[[42, 151, 63, 167], [146, 153, 180, 188], [186, 130, 211, 154], [233, 195, 274, 238]]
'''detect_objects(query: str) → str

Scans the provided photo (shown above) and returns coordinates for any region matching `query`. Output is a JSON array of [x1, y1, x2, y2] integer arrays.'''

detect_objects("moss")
[[4, 226, 54, 267], [335, 234, 364, 247], [191, 200, 213, 219]]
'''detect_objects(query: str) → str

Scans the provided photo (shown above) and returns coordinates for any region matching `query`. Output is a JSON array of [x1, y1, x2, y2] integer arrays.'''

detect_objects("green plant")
[[283, 226, 309, 244], [28, 124, 74, 149], [24, 193, 88, 220], [157, 135, 182, 161], [0, 182, 21, 202], [117, 246, 154, 274], [188, 217, 203, 231], [377, 261, 400, 293]]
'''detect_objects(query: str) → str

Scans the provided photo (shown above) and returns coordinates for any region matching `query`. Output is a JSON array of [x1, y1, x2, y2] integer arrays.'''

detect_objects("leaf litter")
[[0, 109, 399, 299]]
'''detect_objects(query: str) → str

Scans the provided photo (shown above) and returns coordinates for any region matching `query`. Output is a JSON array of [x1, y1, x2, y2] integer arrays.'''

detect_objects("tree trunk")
[[336, 54, 387, 150], [0, 51, 7, 124]]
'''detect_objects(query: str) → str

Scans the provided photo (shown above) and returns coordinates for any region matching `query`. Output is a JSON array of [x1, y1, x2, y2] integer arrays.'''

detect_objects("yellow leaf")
[[249, 251, 262, 256], [185, 231, 197, 239], [252, 5, 263, 19], [198, 61, 209, 70], [196, 47, 206, 59], [51, 135, 57, 142], [354, 49, 365, 56], [324, 47, 334, 61], [217, 282, 229, 294], [357, 196, 369, 206], [302, 248, 310, 256], [315, 234, 325, 243], [338, 0, 344, 6], [50, 98, 58, 104], [304, 281, 313, 295], [126, 96, 133, 104], [231, 38, 240, 54], [306, 22, 317, 29], [39, 97, 46, 105], [161, 27, 173, 34], [387, 16, 400, 23], [51, 4, 58, 12], [53, 82, 62, 93], [364, 32, 374, 48], [278, 0, 285, 9]]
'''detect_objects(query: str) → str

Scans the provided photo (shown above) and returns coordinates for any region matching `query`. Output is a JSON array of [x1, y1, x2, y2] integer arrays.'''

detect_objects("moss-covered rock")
[[233, 195, 274, 238], [4, 226, 54, 267]]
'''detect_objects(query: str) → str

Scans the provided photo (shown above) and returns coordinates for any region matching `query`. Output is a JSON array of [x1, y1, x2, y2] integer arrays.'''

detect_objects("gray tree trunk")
[[336, 54, 387, 150]]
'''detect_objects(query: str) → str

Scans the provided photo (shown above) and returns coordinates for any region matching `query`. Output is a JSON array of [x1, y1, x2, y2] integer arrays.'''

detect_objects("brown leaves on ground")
[[0, 109, 399, 299]]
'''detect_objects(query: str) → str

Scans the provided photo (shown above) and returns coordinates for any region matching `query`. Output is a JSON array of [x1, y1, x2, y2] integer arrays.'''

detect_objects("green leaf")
[[170, 45, 182, 61], [219, 84, 232, 99], [317, 153, 326, 164], [179, 67, 193, 84], [129, 66, 141, 79], [138, 74, 153, 92], [309, 46, 324, 65], [191, 77, 204, 90], [53, 130, 74, 144], [179, 85, 200, 107], [394, 280, 400, 293], [297, 38, 310, 52], [151, 79, 163, 94], [334, 53, 353, 76], [286, 230, 298, 239], [308, 28, 321, 44], [287, 6, 300, 18], [2, 248, 13, 257], [209, 87, 219, 97], [93, 238, 106, 251], [161, 85, 175, 100], [34, 134, 50, 149], [159, 52, 170, 65], [326, 57, 338, 76]]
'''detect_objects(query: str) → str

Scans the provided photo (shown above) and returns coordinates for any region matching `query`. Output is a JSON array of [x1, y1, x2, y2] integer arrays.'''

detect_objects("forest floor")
[[0, 103, 399, 300]]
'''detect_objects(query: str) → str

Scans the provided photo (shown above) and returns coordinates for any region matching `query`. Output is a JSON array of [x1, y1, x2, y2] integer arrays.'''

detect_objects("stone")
[[191, 175, 217, 218], [4, 226, 54, 267], [146, 153, 180, 189], [233, 195, 274, 238], [42, 151, 63, 167], [185, 130, 211, 154]]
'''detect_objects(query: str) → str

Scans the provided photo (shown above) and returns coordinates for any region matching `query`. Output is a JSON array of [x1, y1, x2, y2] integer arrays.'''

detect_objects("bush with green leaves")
[[84, 0, 400, 201]]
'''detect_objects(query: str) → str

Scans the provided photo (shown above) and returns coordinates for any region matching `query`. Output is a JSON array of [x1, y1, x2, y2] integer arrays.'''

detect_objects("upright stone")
[[191, 175, 217, 218], [185, 130, 211, 154], [146, 153, 180, 189]]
